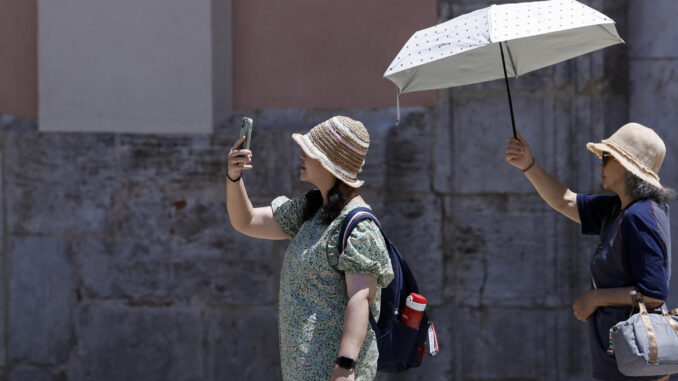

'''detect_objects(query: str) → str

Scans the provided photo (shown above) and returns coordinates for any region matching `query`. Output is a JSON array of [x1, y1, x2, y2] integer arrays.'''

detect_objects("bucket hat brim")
[[587, 141, 663, 189], [292, 133, 364, 188]]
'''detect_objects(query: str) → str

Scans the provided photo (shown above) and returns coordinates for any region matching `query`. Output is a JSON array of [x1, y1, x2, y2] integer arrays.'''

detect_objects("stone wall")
[[3, 1, 678, 380]]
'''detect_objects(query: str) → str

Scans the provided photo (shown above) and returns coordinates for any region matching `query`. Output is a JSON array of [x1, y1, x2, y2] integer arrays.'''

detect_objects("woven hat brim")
[[292, 133, 364, 188], [587, 142, 663, 189]]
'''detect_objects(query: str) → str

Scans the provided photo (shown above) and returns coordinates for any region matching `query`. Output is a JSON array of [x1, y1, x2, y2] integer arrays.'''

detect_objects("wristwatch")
[[335, 356, 357, 370]]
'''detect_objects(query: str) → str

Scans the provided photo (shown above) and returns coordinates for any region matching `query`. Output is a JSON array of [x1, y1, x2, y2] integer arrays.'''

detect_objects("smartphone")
[[238, 117, 253, 167]]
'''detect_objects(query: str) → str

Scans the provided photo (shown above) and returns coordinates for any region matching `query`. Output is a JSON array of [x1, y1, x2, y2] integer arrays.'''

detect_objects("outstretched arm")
[[226, 136, 288, 240], [505, 131, 580, 224]]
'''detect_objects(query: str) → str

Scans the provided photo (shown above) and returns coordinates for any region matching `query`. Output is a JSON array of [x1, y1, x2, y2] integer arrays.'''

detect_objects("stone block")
[[5, 132, 117, 234], [431, 96, 453, 195], [629, 60, 678, 182], [382, 112, 433, 193], [169, 194, 274, 256], [380, 193, 444, 305], [444, 195, 583, 308], [115, 182, 175, 260], [109, 183, 174, 300], [448, 307, 577, 380], [117, 135, 221, 189], [629, 59, 678, 303], [437, 88, 622, 196], [80, 233, 173, 302], [9, 236, 75, 365], [117, 128, 296, 197], [171, 257, 279, 305], [437, 96, 557, 194], [628, 0, 678, 59], [208, 306, 281, 381], [109, 260, 172, 302], [10, 366, 54, 381], [74, 236, 114, 298], [68, 306, 204, 381], [358, 125, 388, 192], [166, 192, 280, 303]]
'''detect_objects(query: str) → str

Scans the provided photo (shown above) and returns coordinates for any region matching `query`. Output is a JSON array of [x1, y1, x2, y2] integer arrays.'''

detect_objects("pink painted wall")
[[232, 0, 437, 110], [0, 0, 37, 119]]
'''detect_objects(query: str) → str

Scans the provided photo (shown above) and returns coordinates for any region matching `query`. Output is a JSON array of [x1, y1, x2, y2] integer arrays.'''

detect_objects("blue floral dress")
[[271, 192, 394, 381]]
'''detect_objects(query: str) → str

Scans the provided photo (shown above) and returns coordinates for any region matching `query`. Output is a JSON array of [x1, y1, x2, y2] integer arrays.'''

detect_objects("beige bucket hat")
[[586, 123, 666, 189], [292, 116, 370, 188]]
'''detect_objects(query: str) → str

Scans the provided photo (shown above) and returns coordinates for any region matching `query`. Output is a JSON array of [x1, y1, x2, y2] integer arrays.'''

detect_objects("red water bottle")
[[401, 293, 427, 329]]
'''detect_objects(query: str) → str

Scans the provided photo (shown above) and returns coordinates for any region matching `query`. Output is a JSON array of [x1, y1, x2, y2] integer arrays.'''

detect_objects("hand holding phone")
[[238, 117, 253, 167]]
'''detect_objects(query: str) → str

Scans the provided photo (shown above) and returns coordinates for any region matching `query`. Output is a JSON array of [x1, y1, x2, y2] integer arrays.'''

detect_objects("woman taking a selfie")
[[226, 116, 393, 381]]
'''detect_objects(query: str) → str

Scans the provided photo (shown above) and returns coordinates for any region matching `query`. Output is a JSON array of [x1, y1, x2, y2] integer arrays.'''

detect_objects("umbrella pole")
[[499, 42, 517, 138]]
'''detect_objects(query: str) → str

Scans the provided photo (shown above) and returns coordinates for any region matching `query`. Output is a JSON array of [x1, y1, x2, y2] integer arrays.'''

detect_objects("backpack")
[[338, 207, 437, 373]]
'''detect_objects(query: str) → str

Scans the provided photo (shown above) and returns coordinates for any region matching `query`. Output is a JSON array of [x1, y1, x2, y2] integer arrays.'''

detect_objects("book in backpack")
[[339, 207, 439, 373]]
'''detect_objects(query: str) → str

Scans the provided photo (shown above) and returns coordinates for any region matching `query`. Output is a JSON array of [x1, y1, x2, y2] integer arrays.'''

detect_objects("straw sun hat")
[[586, 122, 666, 189], [292, 116, 369, 188]]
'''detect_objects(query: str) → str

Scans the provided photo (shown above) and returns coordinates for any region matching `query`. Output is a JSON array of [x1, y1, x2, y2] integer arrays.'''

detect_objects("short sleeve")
[[623, 206, 669, 301], [271, 193, 307, 238], [577, 194, 620, 235], [338, 220, 394, 288]]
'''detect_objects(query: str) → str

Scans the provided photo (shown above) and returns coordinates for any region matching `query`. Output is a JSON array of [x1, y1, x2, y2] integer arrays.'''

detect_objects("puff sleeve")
[[338, 220, 394, 288], [271, 193, 308, 239]]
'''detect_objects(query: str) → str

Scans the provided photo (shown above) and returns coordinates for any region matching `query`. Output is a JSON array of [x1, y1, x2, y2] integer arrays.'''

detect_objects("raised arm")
[[505, 131, 580, 224], [226, 136, 289, 240]]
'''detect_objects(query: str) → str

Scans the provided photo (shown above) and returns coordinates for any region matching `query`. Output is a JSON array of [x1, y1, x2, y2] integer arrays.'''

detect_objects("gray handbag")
[[608, 291, 678, 377]]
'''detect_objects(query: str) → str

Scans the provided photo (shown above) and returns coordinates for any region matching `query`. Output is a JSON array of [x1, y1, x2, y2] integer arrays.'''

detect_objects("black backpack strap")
[[339, 207, 384, 252], [339, 207, 385, 337]]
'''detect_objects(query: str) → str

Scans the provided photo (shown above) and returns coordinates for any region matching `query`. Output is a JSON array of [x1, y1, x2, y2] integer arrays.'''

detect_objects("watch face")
[[335, 356, 356, 370]]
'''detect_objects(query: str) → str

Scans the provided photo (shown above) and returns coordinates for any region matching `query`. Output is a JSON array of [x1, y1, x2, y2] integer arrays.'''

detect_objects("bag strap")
[[632, 291, 659, 363], [339, 207, 385, 252], [661, 308, 678, 337], [338, 207, 386, 337]]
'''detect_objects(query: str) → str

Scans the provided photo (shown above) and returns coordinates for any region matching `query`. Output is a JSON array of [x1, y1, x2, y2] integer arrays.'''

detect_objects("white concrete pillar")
[[38, 0, 232, 134]]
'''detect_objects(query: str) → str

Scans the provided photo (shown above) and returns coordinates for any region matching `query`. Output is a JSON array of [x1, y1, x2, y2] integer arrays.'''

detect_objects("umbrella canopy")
[[384, 0, 624, 93]]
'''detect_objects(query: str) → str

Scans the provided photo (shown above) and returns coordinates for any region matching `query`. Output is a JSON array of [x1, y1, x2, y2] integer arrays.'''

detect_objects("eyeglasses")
[[602, 152, 612, 167]]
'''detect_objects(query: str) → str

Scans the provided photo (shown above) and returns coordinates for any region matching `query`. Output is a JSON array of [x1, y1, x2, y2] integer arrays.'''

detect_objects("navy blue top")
[[577, 194, 671, 380]]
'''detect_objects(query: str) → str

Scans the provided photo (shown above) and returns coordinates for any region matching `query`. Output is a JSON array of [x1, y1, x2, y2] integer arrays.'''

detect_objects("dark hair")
[[625, 172, 677, 204], [302, 180, 354, 226]]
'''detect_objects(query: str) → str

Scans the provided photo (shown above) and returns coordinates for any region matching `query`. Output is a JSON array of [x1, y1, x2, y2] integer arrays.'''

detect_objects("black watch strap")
[[335, 356, 357, 370]]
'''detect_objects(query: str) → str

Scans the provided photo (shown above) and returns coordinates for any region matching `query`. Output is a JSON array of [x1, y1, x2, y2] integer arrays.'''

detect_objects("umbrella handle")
[[499, 42, 517, 139]]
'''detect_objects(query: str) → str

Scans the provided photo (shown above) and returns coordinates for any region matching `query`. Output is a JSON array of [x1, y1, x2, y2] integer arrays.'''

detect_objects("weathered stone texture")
[[628, 0, 678, 59], [9, 366, 56, 381], [208, 306, 281, 380], [382, 112, 433, 193], [68, 306, 204, 381], [74, 236, 114, 298], [445, 194, 591, 309], [5, 133, 117, 235], [117, 135, 225, 188], [628, 0, 678, 306], [9, 236, 75, 365]]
